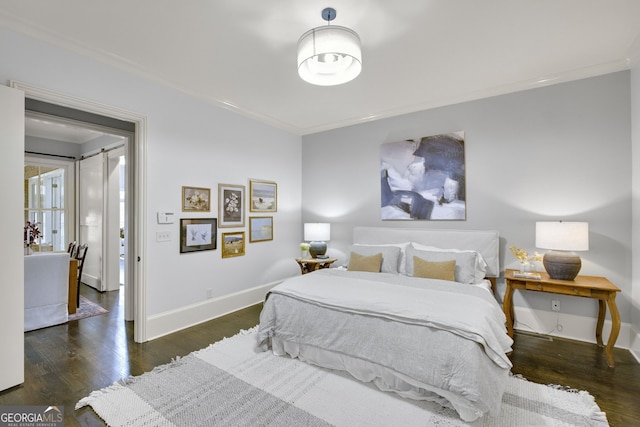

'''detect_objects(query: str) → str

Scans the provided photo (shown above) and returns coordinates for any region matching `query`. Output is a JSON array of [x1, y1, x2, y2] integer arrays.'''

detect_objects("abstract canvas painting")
[[381, 132, 466, 220]]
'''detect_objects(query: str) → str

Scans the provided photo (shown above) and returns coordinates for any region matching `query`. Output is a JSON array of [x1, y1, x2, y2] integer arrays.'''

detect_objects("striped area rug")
[[77, 328, 608, 426]]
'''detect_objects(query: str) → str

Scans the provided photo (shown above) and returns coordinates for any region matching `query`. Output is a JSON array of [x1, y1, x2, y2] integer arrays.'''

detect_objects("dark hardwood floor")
[[508, 331, 640, 427], [1, 285, 638, 426], [1, 285, 263, 426]]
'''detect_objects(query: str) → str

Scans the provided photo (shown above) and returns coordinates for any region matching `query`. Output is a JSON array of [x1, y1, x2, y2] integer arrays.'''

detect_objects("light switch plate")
[[157, 212, 175, 224]]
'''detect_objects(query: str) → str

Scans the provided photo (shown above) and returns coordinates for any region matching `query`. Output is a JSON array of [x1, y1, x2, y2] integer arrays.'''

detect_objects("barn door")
[[78, 154, 105, 291]]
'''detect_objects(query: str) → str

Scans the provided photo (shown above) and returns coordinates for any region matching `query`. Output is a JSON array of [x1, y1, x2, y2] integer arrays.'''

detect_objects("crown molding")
[[0, 14, 302, 135], [627, 33, 640, 68]]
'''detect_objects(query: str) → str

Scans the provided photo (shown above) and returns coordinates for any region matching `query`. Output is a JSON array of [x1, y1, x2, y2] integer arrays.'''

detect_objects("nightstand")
[[295, 258, 337, 274], [504, 269, 621, 367]]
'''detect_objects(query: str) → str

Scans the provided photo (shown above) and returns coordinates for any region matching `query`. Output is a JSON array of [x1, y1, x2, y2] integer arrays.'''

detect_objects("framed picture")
[[380, 131, 466, 221], [182, 186, 211, 212], [221, 231, 245, 258], [218, 184, 245, 227], [249, 216, 273, 242], [249, 179, 277, 212], [179, 218, 217, 253]]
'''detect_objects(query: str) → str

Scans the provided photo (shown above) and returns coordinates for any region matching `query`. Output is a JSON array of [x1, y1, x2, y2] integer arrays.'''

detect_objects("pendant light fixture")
[[297, 7, 362, 86]]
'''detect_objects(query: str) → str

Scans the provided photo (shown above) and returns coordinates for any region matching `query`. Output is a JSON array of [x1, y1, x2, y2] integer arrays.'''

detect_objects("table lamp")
[[535, 221, 589, 280], [304, 223, 331, 258]]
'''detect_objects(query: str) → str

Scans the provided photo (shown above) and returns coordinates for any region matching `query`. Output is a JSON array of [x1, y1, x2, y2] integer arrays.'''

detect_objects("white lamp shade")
[[297, 26, 362, 86], [535, 221, 589, 251], [304, 223, 331, 241]]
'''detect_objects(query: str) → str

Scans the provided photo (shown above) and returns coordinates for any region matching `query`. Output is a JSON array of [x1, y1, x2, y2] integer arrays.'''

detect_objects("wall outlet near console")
[[551, 300, 560, 312]]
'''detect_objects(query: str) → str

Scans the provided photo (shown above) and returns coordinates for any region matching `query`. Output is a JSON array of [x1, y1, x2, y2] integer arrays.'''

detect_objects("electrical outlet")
[[156, 231, 172, 242], [206, 289, 213, 299], [551, 300, 560, 312]]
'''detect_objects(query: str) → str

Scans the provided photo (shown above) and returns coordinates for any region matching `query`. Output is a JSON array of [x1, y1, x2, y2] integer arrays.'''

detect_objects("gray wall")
[[302, 71, 632, 327]]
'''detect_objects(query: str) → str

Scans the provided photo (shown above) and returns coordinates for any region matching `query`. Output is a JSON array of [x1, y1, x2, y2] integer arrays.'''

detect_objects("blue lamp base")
[[309, 241, 327, 258]]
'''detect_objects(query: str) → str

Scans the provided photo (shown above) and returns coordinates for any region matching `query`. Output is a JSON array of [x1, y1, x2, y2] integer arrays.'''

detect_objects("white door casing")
[[11, 80, 148, 342]]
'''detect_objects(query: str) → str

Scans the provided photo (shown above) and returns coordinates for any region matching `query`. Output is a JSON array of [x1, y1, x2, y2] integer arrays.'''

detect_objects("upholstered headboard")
[[353, 227, 500, 278]]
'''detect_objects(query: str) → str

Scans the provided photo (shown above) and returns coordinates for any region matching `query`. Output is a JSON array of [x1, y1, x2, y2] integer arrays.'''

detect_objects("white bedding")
[[258, 269, 513, 422]]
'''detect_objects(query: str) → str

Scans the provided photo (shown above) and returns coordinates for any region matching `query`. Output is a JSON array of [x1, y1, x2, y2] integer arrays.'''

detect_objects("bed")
[[257, 227, 513, 422]]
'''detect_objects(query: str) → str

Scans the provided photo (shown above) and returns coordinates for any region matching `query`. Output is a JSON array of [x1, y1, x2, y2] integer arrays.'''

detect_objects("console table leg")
[[596, 299, 605, 347], [605, 293, 621, 368]]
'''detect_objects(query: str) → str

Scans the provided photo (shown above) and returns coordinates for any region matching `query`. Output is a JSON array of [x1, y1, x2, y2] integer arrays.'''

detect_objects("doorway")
[[14, 78, 148, 342], [25, 114, 132, 317]]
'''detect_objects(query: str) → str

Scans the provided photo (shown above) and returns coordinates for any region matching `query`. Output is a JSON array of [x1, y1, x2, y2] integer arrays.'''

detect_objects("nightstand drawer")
[[525, 282, 591, 297]]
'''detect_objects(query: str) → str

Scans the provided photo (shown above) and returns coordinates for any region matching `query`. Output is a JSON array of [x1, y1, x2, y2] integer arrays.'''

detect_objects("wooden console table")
[[295, 258, 337, 275], [504, 269, 621, 367]]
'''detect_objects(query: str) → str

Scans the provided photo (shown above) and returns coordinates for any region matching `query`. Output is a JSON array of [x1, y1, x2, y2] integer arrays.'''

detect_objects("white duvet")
[[258, 269, 513, 422]]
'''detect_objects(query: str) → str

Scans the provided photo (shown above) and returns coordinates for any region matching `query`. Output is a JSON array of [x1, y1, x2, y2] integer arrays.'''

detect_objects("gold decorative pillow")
[[348, 252, 383, 272], [413, 257, 456, 281]]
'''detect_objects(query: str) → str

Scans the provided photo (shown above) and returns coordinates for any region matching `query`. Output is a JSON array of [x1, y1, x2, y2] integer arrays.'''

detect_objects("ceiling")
[[2, 1, 640, 136], [25, 115, 110, 144]]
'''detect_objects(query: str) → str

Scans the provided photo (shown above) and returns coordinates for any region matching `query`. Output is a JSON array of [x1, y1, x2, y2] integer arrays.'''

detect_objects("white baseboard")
[[146, 279, 286, 341], [82, 273, 101, 291], [512, 306, 631, 349]]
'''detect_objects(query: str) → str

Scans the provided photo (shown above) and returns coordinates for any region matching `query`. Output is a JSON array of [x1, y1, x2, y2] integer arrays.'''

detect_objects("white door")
[[105, 147, 124, 292], [0, 85, 25, 391], [79, 148, 124, 293], [78, 154, 104, 291]]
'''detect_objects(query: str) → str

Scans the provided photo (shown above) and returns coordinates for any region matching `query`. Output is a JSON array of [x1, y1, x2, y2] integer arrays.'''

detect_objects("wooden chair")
[[67, 241, 77, 254], [73, 244, 88, 308]]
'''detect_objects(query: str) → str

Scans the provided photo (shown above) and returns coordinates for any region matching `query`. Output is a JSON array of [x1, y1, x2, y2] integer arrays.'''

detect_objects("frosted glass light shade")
[[535, 222, 589, 251], [297, 26, 362, 86]]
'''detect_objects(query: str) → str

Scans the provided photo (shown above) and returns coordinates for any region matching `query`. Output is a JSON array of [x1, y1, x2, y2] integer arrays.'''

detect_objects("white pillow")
[[406, 246, 482, 284], [349, 244, 403, 274], [410, 243, 488, 283], [352, 243, 410, 274]]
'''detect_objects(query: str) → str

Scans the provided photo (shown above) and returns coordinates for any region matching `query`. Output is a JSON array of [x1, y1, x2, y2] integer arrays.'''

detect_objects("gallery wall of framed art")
[[178, 179, 277, 258]]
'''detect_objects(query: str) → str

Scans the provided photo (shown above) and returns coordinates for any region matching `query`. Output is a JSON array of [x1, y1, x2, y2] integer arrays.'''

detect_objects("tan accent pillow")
[[348, 252, 383, 272], [413, 256, 456, 281]]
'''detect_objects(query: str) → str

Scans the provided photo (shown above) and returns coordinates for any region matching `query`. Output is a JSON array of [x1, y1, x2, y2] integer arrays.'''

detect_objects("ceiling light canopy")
[[297, 7, 362, 86]]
